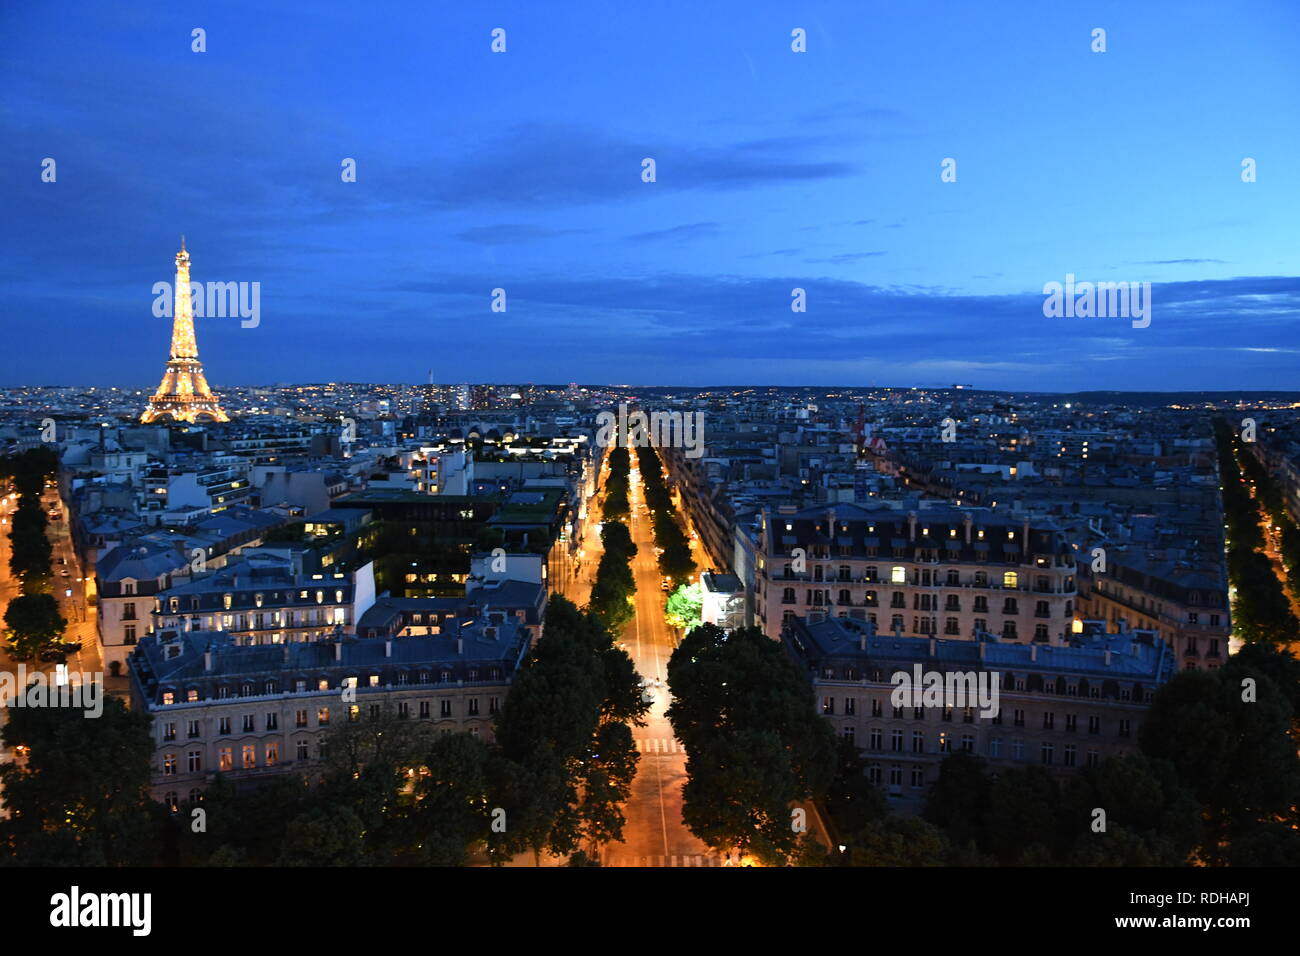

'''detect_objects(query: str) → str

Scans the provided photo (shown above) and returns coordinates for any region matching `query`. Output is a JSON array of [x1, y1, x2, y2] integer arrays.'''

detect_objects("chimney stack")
[[1030, 644, 1037, 662], [204, 645, 214, 672], [908, 511, 918, 541], [384, 638, 392, 658], [456, 638, 464, 655], [963, 513, 973, 545], [1104, 649, 1112, 666], [334, 640, 343, 661]]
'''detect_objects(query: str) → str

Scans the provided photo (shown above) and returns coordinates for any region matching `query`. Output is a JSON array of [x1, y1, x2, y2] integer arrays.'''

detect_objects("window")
[[164, 792, 178, 812], [939, 732, 951, 753], [397, 701, 410, 718], [822, 696, 835, 715], [265, 742, 279, 766], [187, 720, 200, 739], [242, 715, 254, 733], [265, 713, 278, 731], [1011, 739, 1024, 761], [219, 748, 232, 771], [960, 734, 974, 753], [1003, 571, 1018, 589], [910, 768, 925, 788], [296, 740, 309, 761], [1086, 749, 1099, 768], [163, 722, 177, 742], [1118, 719, 1131, 738], [890, 566, 906, 584], [419, 701, 431, 719], [318, 707, 330, 726], [467, 699, 480, 717], [1065, 714, 1077, 732], [871, 699, 882, 718], [843, 726, 855, 744], [242, 745, 256, 769], [1088, 716, 1100, 735], [890, 730, 903, 752], [844, 697, 856, 716], [1064, 745, 1077, 767], [1043, 712, 1055, 730], [911, 731, 924, 753], [295, 709, 308, 728], [1040, 743, 1055, 765], [348, 705, 360, 722], [440, 700, 452, 718], [869, 729, 882, 751], [187, 750, 202, 773], [989, 737, 1002, 758], [163, 753, 177, 776]]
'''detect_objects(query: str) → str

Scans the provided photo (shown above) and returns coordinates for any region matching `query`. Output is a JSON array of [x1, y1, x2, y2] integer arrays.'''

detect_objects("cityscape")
[[1, 0, 1296, 934]]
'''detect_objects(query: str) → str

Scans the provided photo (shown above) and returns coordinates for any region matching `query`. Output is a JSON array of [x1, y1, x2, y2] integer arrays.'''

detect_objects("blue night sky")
[[2, 1, 1299, 391]]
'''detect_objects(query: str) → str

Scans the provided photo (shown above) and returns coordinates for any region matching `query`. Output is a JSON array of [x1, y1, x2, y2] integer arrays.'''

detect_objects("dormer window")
[[223, 594, 232, 610], [254, 593, 264, 608]]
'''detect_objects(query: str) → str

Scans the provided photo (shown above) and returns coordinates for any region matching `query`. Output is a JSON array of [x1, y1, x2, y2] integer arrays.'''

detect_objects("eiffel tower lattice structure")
[[140, 238, 230, 424]]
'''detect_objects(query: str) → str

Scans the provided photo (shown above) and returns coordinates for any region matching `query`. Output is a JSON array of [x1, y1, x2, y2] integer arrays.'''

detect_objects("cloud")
[[627, 222, 721, 243]]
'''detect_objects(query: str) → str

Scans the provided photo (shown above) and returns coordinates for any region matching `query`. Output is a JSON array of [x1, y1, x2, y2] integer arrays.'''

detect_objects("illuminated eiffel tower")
[[140, 238, 229, 424]]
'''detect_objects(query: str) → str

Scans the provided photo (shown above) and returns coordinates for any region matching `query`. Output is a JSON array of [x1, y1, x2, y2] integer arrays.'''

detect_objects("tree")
[[664, 582, 702, 631], [923, 751, 993, 849], [667, 624, 838, 863], [0, 696, 157, 866], [4, 592, 66, 660], [411, 732, 494, 866]]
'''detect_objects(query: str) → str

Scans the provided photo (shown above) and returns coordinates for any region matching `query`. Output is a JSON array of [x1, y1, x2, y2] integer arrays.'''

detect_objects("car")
[[38, 649, 66, 664]]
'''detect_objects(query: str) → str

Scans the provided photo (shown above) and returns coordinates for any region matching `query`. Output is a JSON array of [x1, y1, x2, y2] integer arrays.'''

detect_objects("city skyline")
[[3, 1, 1300, 391]]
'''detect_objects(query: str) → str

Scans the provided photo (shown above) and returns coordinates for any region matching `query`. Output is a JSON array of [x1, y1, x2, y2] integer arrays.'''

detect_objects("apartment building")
[[750, 503, 1077, 645], [1077, 550, 1230, 671], [783, 615, 1174, 813], [129, 616, 530, 806], [151, 555, 377, 646]]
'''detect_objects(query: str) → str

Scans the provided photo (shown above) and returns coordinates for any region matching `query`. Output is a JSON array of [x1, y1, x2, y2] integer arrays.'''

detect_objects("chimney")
[[1104, 648, 1112, 666], [384, 639, 392, 658], [978, 640, 986, 661], [334, 640, 343, 661], [908, 511, 918, 541], [929, 637, 936, 657], [282, 643, 290, 664], [204, 645, 214, 672], [963, 513, 973, 545], [858, 632, 866, 653], [825, 508, 836, 536], [1022, 518, 1030, 553], [1030, 644, 1037, 662], [456, 638, 464, 655]]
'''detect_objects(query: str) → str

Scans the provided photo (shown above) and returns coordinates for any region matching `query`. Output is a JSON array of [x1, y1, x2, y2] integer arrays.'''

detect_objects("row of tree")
[[1233, 424, 1300, 606], [1, 447, 67, 661], [1213, 419, 1299, 644], [601, 446, 631, 521], [588, 520, 638, 638], [635, 445, 696, 585], [0, 598, 649, 866]]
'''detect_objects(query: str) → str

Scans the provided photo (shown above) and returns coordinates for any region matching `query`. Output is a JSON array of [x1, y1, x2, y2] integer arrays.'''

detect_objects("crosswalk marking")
[[602, 854, 723, 867], [636, 738, 681, 754]]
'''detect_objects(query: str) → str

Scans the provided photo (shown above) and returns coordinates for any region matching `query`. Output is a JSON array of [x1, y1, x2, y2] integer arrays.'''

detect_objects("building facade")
[[753, 503, 1077, 645], [784, 614, 1174, 813], [128, 616, 530, 806]]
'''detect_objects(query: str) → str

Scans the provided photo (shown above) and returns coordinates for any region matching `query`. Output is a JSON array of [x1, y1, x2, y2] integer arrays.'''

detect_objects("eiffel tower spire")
[[140, 240, 229, 424]]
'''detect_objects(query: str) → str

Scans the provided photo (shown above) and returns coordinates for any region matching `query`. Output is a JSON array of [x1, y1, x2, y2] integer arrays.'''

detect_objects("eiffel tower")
[[140, 238, 230, 424]]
